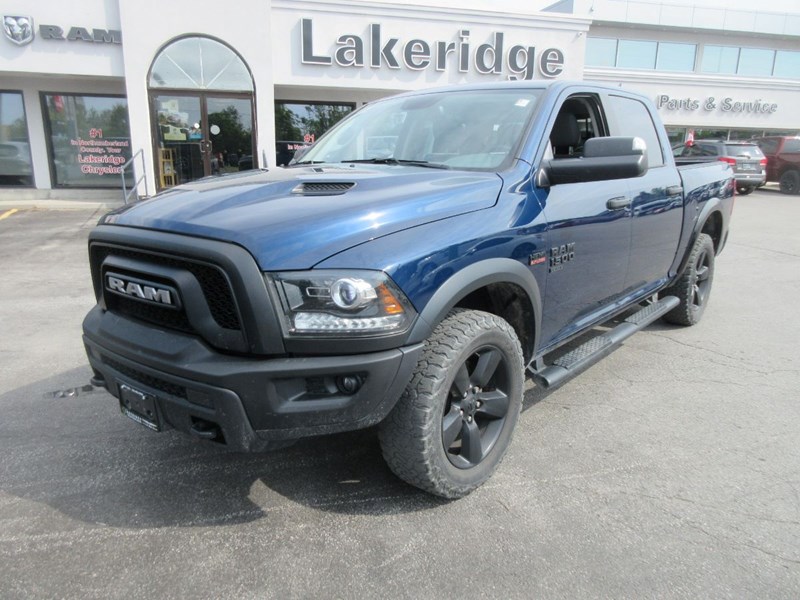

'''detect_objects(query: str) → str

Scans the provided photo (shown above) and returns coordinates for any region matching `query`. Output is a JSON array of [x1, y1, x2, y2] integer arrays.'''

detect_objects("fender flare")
[[406, 258, 543, 353], [675, 196, 725, 277]]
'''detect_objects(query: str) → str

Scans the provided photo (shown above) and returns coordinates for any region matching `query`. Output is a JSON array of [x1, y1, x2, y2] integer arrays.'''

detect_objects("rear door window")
[[782, 139, 800, 153], [606, 95, 664, 167], [757, 138, 779, 154]]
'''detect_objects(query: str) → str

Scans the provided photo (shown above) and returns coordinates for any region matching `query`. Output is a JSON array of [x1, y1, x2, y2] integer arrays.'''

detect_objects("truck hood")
[[107, 165, 502, 270]]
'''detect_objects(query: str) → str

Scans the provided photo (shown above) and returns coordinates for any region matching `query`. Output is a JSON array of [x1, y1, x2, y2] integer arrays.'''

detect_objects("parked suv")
[[672, 140, 766, 195], [754, 136, 800, 194]]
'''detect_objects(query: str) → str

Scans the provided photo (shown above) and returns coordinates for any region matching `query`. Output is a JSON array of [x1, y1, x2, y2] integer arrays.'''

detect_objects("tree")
[[300, 104, 352, 138], [208, 105, 250, 156], [275, 103, 302, 141]]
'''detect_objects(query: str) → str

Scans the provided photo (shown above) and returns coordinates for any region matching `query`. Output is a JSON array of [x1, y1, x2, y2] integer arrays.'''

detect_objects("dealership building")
[[1, 0, 798, 199]]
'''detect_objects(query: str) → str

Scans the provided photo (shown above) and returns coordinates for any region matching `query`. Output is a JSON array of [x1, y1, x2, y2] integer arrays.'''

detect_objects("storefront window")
[[585, 38, 617, 67], [616, 40, 657, 69], [700, 46, 739, 74], [774, 50, 800, 79], [737, 48, 774, 77], [274, 101, 354, 166], [42, 94, 132, 188], [693, 129, 728, 140], [728, 129, 764, 141], [656, 43, 696, 72], [0, 91, 33, 187], [664, 127, 687, 146]]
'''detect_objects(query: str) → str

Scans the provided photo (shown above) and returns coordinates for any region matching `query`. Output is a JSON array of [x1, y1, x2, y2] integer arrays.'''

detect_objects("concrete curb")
[[0, 199, 122, 210]]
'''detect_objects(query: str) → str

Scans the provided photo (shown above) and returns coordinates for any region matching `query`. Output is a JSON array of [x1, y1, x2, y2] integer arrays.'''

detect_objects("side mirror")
[[537, 136, 648, 187]]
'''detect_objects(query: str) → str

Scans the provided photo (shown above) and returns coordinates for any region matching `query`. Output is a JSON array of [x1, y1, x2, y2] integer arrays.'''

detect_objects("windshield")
[[295, 88, 543, 171]]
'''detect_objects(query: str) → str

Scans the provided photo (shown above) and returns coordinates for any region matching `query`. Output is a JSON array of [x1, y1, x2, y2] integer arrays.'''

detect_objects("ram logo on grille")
[[106, 273, 178, 307]]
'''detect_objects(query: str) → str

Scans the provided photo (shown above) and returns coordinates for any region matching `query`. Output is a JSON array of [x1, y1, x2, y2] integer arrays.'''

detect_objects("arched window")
[[149, 36, 253, 91]]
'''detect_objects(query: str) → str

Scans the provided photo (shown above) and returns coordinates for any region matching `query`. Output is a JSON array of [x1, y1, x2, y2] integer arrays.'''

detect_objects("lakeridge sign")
[[299, 18, 565, 80]]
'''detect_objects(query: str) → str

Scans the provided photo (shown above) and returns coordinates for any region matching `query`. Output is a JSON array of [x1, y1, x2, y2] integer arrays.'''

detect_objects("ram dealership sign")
[[300, 18, 565, 80], [1, 15, 121, 46]]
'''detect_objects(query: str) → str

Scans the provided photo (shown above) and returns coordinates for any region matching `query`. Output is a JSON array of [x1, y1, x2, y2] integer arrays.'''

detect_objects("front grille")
[[106, 291, 193, 333], [102, 355, 188, 399], [91, 245, 241, 331]]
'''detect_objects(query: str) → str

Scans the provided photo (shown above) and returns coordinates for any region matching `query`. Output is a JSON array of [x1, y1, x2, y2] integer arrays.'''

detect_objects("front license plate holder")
[[119, 383, 162, 432]]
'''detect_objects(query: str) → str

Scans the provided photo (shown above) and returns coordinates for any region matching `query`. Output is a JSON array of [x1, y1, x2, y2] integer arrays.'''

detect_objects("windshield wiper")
[[291, 160, 326, 166], [341, 158, 450, 169]]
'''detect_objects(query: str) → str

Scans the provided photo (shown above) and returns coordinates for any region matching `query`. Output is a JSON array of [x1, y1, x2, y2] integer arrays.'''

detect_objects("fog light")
[[336, 375, 363, 395]]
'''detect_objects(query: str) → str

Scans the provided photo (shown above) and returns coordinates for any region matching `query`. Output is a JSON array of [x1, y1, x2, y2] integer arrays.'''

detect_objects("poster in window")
[[43, 94, 133, 188]]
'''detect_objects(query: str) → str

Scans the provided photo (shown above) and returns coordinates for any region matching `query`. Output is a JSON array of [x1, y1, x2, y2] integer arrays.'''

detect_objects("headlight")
[[267, 270, 416, 337]]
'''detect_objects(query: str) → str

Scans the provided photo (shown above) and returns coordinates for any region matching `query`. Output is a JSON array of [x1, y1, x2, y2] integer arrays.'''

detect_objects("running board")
[[527, 295, 679, 390]]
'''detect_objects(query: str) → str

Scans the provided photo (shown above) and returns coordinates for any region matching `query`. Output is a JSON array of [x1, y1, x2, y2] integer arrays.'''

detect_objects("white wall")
[[117, 0, 275, 196]]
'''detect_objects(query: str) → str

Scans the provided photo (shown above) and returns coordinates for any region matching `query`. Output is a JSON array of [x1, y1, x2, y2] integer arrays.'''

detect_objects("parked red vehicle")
[[754, 136, 800, 194]]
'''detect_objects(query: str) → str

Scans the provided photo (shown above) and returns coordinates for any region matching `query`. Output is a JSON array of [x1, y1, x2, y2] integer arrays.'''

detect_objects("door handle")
[[606, 196, 631, 210], [666, 185, 684, 196]]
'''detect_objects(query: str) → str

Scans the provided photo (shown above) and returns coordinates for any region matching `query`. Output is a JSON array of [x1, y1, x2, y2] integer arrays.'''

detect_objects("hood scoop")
[[292, 182, 356, 196]]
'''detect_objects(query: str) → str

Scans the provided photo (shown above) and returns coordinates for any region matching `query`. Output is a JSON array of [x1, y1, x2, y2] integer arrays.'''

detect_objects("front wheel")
[[379, 309, 524, 498], [736, 185, 754, 196], [662, 233, 715, 326]]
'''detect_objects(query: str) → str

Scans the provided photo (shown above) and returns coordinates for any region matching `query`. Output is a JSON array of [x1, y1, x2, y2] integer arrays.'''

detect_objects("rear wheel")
[[662, 233, 715, 326], [736, 185, 754, 196], [779, 170, 800, 195], [379, 309, 524, 498]]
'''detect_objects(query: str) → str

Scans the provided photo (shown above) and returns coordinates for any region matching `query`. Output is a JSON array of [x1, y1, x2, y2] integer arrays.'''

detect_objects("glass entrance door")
[[152, 93, 254, 189], [153, 94, 203, 188], [207, 96, 254, 174]]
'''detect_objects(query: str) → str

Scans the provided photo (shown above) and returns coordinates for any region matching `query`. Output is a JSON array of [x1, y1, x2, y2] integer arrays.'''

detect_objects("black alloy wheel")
[[379, 309, 524, 498], [662, 233, 715, 326], [442, 345, 512, 469], [691, 243, 712, 311]]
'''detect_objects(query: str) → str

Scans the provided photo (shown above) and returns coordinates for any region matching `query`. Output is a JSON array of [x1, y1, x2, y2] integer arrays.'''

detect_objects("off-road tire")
[[662, 233, 715, 326], [379, 309, 524, 498], [779, 170, 800, 195]]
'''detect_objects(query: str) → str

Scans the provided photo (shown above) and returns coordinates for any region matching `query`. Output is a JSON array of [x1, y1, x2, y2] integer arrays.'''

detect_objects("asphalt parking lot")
[[1, 188, 799, 599]]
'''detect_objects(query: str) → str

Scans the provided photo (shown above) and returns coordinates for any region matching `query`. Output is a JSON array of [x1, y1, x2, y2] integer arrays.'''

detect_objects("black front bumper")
[[83, 306, 422, 451]]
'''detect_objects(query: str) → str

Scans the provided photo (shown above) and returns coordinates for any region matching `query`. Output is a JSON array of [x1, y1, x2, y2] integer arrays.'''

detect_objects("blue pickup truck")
[[83, 81, 733, 498]]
